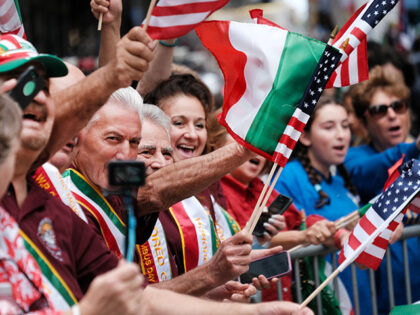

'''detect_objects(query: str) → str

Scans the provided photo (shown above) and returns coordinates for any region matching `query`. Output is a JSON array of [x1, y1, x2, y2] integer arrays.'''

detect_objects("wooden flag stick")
[[300, 268, 341, 309], [288, 210, 359, 253], [97, 13, 103, 31], [143, 0, 157, 33], [245, 162, 278, 233], [247, 164, 284, 234], [327, 25, 339, 45]]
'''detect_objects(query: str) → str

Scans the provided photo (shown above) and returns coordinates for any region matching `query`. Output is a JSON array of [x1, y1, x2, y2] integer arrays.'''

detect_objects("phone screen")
[[239, 251, 291, 283], [253, 193, 293, 237]]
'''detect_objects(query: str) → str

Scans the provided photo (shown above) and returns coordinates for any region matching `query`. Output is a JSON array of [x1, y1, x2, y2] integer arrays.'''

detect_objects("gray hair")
[[86, 87, 143, 130], [109, 86, 143, 121], [141, 104, 171, 139]]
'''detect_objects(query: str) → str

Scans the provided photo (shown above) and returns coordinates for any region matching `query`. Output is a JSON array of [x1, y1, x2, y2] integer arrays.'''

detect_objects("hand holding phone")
[[8, 65, 45, 110], [239, 251, 292, 284], [253, 194, 292, 238]]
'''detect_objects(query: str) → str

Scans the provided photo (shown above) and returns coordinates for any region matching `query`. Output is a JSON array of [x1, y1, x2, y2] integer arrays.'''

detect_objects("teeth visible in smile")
[[178, 145, 195, 150]]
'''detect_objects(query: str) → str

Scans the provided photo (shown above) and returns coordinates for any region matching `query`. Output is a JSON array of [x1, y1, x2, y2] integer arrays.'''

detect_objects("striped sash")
[[211, 195, 241, 241], [137, 219, 172, 283], [63, 168, 126, 258], [33, 163, 87, 223], [20, 231, 77, 310], [169, 196, 219, 273]]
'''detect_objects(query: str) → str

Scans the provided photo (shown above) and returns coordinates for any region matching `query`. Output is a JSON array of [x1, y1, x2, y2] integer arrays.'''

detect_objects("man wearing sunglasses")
[[345, 65, 420, 315]]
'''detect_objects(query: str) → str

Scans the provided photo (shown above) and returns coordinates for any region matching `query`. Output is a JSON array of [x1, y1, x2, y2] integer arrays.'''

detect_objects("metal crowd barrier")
[[252, 224, 420, 315]]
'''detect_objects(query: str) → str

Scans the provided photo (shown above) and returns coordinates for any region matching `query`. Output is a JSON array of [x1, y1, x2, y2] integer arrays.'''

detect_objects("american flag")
[[273, 45, 342, 166], [327, 0, 399, 88], [144, 0, 229, 40], [338, 159, 420, 271], [0, 0, 25, 38]]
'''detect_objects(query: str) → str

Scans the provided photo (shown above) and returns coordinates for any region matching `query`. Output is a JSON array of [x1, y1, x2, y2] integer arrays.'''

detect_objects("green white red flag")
[[0, 0, 25, 38], [195, 20, 341, 165]]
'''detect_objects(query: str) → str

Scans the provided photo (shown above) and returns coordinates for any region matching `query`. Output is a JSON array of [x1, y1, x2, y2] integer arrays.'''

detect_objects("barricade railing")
[[252, 224, 420, 315]]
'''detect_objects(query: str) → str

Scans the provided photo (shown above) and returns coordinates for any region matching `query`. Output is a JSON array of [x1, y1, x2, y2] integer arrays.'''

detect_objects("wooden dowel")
[[97, 13, 103, 31], [143, 0, 157, 32], [300, 268, 341, 309]]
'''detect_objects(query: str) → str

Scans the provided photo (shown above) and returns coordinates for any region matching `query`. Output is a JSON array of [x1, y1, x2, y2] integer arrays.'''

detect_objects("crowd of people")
[[0, 0, 419, 314]]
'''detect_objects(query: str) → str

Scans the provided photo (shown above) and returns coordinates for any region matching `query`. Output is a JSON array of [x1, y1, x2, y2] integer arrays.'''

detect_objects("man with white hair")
[[66, 87, 157, 256]]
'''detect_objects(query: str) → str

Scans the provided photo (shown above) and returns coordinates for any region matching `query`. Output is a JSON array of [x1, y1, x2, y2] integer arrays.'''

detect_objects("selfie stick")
[[121, 190, 137, 262]]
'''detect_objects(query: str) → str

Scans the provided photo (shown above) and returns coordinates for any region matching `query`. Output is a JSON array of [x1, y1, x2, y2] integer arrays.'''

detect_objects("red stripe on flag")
[[196, 21, 247, 124], [326, 69, 337, 89], [147, 24, 202, 40], [332, 3, 367, 45], [355, 251, 382, 270], [278, 134, 297, 151], [274, 153, 289, 167], [357, 39, 368, 82], [0, 3, 16, 25], [348, 232, 361, 250], [409, 202, 420, 214], [344, 43, 354, 56], [359, 217, 377, 235], [287, 117, 306, 133], [387, 220, 399, 231], [340, 58, 350, 86], [153, 1, 227, 16], [350, 27, 366, 43], [371, 235, 388, 249]]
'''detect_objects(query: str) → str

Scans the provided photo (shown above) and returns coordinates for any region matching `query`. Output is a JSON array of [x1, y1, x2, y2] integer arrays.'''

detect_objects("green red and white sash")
[[63, 168, 126, 258], [33, 163, 87, 223], [169, 196, 219, 273], [211, 195, 241, 241], [137, 219, 172, 283], [168, 195, 241, 273], [20, 230, 77, 310]]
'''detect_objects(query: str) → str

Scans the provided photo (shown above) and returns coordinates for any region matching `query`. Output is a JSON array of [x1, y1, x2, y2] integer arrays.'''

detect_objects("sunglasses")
[[367, 100, 407, 118]]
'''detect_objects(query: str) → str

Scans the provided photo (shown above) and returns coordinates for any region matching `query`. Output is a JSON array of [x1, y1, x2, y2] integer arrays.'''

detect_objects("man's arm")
[[46, 26, 155, 157], [137, 142, 254, 214]]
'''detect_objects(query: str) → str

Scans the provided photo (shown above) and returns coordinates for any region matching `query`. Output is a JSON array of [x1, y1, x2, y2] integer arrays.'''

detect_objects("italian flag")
[[0, 0, 26, 38], [195, 21, 326, 161]]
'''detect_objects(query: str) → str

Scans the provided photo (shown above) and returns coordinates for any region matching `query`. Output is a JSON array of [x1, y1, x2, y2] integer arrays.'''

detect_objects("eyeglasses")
[[367, 100, 407, 118]]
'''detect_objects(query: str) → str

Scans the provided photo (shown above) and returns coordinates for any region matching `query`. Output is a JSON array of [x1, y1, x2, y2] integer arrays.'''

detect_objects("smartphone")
[[239, 251, 292, 283], [252, 193, 293, 238], [108, 160, 146, 188], [8, 65, 45, 110]]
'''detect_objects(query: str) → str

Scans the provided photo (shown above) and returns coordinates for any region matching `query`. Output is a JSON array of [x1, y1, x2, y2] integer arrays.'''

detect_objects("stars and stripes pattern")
[[0, 0, 25, 38], [338, 159, 420, 271], [273, 45, 342, 166], [327, 0, 399, 88], [144, 0, 229, 40]]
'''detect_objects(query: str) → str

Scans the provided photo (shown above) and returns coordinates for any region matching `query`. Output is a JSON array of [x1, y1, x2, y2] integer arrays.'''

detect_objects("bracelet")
[[72, 304, 81, 315], [159, 39, 178, 48]]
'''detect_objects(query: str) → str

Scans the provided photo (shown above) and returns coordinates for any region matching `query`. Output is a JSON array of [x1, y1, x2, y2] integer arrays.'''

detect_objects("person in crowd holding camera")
[[345, 65, 420, 314], [0, 87, 147, 315]]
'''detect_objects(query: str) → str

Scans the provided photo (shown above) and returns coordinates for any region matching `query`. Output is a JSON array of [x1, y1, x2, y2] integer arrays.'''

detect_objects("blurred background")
[[20, 0, 420, 133]]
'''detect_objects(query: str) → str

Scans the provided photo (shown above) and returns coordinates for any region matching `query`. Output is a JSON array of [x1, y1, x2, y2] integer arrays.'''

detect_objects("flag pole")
[[98, 13, 103, 31], [299, 268, 341, 309], [246, 165, 284, 234], [143, 0, 157, 32], [244, 162, 278, 233], [327, 25, 339, 44]]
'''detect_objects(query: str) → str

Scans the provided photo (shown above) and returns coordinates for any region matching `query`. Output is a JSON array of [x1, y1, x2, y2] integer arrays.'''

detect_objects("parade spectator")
[[345, 65, 420, 314], [274, 95, 368, 315]]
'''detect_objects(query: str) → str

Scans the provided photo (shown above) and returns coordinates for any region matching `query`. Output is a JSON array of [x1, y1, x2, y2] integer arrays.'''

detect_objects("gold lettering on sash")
[[195, 218, 208, 261], [151, 227, 166, 266], [35, 173, 55, 196]]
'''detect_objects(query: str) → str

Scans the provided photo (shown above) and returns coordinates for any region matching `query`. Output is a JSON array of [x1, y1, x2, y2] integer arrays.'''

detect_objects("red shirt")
[[0, 177, 119, 301], [220, 175, 301, 230]]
